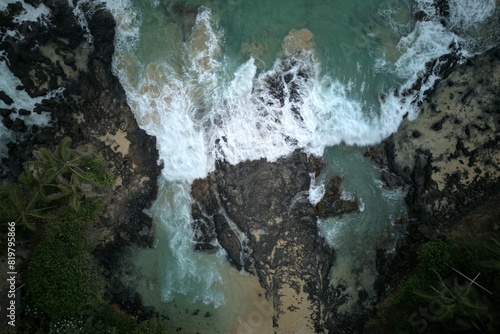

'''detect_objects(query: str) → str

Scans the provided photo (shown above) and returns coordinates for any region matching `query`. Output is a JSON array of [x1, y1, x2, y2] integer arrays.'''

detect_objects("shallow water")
[[102, 0, 498, 331], [2, 0, 498, 332]]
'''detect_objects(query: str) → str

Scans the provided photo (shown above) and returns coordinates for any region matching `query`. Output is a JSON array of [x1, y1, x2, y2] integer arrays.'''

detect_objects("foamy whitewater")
[[101, 0, 498, 325], [0, 1, 64, 158], [107, 0, 498, 183], [1, 0, 498, 331]]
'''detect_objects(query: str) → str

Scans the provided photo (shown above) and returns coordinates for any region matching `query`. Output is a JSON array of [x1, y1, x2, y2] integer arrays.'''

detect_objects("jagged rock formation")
[[0, 0, 161, 317], [367, 46, 500, 229], [365, 46, 500, 328], [191, 150, 359, 331]]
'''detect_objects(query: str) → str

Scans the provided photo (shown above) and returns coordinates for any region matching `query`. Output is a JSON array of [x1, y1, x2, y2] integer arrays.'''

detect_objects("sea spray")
[[143, 179, 226, 306], [0, 1, 68, 159], [102, 0, 500, 327], [0, 61, 63, 159]]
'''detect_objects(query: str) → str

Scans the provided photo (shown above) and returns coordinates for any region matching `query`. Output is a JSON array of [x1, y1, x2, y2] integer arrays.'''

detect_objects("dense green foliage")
[[367, 237, 500, 333], [0, 137, 114, 230], [1, 138, 171, 333], [28, 200, 104, 319]]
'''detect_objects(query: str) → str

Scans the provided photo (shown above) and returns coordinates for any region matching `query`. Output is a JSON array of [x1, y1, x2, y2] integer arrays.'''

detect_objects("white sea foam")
[[0, 0, 52, 43], [377, 0, 497, 125], [448, 0, 496, 31], [10, 1, 51, 25], [67, 0, 97, 44], [104, 0, 499, 310], [148, 180, 226, 307], [109, 0, 498, 183], [0, 61, 64, 159], [308, 173, 325, 205]]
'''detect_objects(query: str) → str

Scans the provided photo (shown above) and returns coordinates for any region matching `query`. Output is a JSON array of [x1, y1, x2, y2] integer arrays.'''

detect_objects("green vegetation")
[[28, 200, 105, 319], [133, 317, 172, 334], [0, 138, 170, 333], [366, 237, 500, 333], [0, 137, 114, 230]]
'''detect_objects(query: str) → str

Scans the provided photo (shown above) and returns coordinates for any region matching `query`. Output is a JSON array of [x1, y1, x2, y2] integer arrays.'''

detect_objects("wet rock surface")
[[368, 46, 500, 228], [365, 45, 500, 325], [191, 150, 359, 331], [0, 0, 161, 319]]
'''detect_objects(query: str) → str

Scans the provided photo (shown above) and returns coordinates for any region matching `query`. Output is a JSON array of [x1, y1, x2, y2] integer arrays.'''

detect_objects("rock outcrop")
[[365, 46, 500, 320], [0, 0, 161, 318], [367, 46, 500, 229], [191, 150, 359, 331]]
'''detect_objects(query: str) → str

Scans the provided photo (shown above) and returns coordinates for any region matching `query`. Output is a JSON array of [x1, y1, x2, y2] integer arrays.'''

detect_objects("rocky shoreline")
[[0, 0, 161, 319], [189, 37, 500, 334], [364, 45, 500, 333], [1, 0, 499, 333]]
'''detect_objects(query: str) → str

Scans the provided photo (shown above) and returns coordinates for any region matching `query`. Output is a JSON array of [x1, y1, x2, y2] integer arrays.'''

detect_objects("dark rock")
[[1, 0, 161, 324], [0, 91, 14, 105], [364, 141, 389, 167], [431, 115, 449, 131], [11, 118, 27, 132], [2, 118, 27, 132], [18, 108, 31, 115], [434, 0, 450, 18], [414, 11, 427, 22], [382, 170, 404, 189], [358, 289, 369, 302], [309, 154, 326, 178], [0, 108, 13, 118], [316, 175, 359, 218], [36, 130, 54, 146], [63, 53, 75, 67], [191, 150, 341, 330]]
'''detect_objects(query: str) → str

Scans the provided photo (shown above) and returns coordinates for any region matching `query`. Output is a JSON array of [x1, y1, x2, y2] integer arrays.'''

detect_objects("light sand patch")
[[139, 176, 150, 186], [39, 44, 78, 79], [251, 228, 267, 242], [73, 111, 85, 124], [393, 54, 499, 191], [113, 176, 123, 191], [276, 283, 315, 334], [225, 269, 274, 334], [99, 129, 131, 157]]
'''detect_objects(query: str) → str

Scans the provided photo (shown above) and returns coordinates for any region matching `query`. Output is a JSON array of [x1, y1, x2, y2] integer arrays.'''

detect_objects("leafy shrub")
[[83, 154, 115, 188], [87, 304, 137, 334], [0, 137, 113, 230], [133, 317, 172, 334], [28, 200, 105, 319], [367, 238, 500, 333]]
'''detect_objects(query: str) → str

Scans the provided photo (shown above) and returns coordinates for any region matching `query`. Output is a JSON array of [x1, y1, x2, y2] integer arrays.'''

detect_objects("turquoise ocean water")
[[105, 0, 499, 332], [1, 0, 499, 332]]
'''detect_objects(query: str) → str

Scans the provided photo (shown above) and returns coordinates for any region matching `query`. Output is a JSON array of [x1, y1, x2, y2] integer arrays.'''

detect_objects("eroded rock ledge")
[[366, 45, 500, 318], [191, 150, 359, 332], [367, 46, 500, 230], [0, 0, 161, 318]]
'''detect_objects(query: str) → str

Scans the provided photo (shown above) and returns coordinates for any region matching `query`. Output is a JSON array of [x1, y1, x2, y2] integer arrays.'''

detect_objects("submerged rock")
[[282, 28, 314, 54], [315, 175, 359, 218]]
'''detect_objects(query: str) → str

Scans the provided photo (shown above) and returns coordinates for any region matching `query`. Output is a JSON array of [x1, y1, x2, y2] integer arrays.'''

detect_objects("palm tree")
[[1, 137, 106, 229], [28, 137, 100, 210]]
